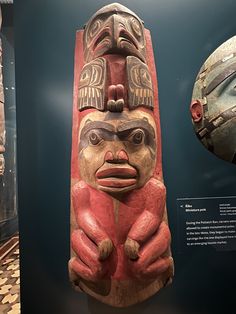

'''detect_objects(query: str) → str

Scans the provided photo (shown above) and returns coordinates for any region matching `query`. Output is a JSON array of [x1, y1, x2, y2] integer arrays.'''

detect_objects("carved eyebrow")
[[80, 119, 155, 139], [80, 121, 116, 136], [117, 119, 155, 138], [205, 62, 236, 96]]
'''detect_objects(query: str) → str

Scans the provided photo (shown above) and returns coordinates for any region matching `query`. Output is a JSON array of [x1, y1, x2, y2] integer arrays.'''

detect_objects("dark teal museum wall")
[[14, 0, 236, 313]]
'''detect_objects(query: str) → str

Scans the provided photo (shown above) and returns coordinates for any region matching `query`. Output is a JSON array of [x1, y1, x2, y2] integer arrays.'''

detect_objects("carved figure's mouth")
[[96, 163, 137, 188]]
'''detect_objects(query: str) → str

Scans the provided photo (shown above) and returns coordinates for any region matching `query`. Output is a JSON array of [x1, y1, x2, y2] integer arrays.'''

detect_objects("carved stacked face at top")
[[78, 3, 156, 193], [190, 36, 236, 163], [83, 3, 146, 63]]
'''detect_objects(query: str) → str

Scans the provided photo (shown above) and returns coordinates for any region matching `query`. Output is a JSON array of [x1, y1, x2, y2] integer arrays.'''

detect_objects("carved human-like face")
[[78, 110, 156, 194], [83, 3, 146, 63]]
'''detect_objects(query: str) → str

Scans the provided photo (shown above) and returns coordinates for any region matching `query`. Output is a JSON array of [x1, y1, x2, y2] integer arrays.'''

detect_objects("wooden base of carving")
[[72, 269, 172, 307]]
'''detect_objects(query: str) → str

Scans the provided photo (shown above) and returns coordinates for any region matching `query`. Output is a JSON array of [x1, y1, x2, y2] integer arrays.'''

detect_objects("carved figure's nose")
[[118, 150, 128, 161], [105, 151, 114, 162], [105, 149, 129, 163]]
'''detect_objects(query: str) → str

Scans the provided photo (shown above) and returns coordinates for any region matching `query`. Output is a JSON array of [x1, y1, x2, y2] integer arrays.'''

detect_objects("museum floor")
[[0, 235, 20, 313]]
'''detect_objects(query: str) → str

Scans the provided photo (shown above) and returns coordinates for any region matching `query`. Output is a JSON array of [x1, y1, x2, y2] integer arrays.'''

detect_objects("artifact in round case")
[[0, 6, 5, 176], [190, 36, 236, 164], [69, 3, 174, 307]]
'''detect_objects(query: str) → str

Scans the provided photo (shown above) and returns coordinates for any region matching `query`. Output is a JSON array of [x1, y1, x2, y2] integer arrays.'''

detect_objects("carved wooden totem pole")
[[0, 6, 5, 176], [190, 36, 236, 164], [69, 3, 174, 307]]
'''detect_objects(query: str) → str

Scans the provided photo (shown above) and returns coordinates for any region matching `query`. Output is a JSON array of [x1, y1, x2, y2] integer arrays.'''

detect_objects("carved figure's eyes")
[[130, 17, 142, 38], [88, 131, 103, 145], [129, 129, 145, 145], [89, 19, 102, 38]]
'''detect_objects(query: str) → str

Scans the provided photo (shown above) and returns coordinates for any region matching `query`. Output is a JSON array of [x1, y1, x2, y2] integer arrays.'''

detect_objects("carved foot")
[[71, 230, 113, 282]]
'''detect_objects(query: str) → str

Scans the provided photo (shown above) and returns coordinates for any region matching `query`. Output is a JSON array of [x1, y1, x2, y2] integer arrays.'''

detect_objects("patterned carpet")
[[0, 237, 20, 313]]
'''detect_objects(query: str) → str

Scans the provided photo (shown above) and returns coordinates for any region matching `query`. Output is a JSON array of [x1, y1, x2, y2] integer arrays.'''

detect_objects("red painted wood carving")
[[69, 3, 174, 307]]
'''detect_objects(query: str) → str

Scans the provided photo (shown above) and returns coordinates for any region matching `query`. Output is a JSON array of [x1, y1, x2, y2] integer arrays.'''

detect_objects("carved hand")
[[70, 229, 112, 282], [127, 221, 173, 280]]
